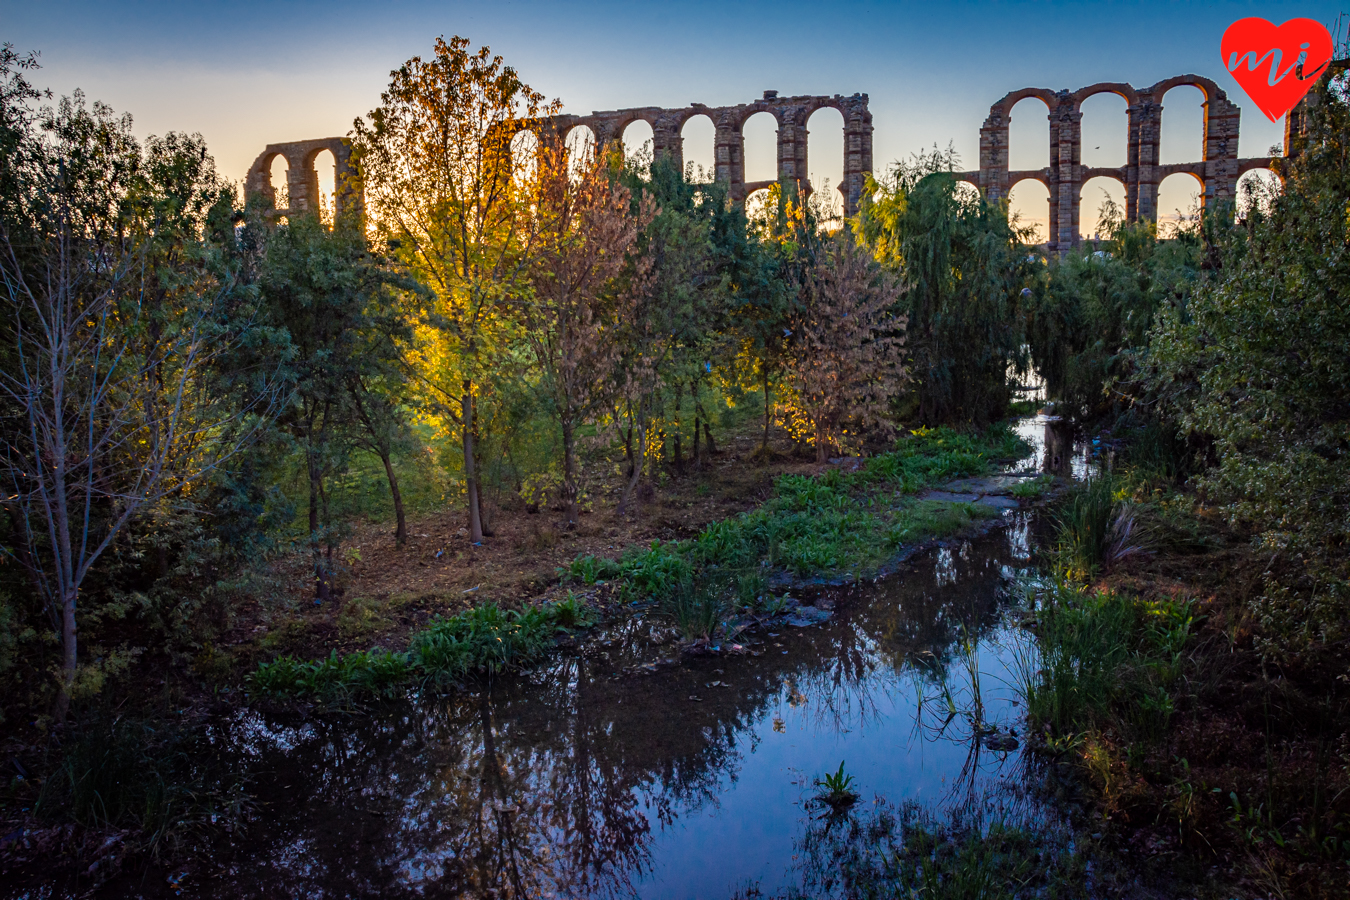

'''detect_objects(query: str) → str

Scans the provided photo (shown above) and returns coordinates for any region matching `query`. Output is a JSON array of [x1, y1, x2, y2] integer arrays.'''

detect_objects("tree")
[[524, 141, 654, 525], [351, 35, 554, 544], [1145, 62, 1350, 653], [0, 91, 279, 717], [857, 149, 1032, 426], [258, 213, 415, 599], [779, 232, 908, 461]]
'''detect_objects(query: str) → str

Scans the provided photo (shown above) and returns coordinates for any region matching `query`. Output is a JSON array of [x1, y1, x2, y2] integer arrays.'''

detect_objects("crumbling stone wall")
[[245, 91, 872, 218], [957, 74, 1281, 249]]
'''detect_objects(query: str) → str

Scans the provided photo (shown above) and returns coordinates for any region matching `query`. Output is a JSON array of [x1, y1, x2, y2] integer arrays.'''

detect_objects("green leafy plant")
[[812, 760, 860, 811]]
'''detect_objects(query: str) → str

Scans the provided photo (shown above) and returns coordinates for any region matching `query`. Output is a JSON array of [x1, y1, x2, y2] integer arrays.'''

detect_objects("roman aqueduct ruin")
[[246, 75, 1295, 250]]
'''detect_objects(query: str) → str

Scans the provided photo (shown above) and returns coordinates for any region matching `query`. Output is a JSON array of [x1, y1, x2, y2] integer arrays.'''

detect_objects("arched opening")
[[742, 111, 778, 184], [681, 114, 715, 183], [622, 119, 654, 173], [745, 187, 774, 233], [1157, 172, 1202, 236], [1079, 176, 1126, 240], [1008, 97, 1050, 171], [1159, 85, 1205, 164], [1236, 168, 1281, 220], [1007, 179, 1050, 244], [1079, 93, 1128, 168], [566, 125, 596, 181], [312, 148, 336, 225], [806, 106, 844, 223], [954, 181, 981, 207], [510, 129, 539, 189], [269, 154, 289, 210]]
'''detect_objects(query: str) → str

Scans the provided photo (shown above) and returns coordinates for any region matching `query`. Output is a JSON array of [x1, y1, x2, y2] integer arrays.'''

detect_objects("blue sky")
[[5, 0, 1341, 236]]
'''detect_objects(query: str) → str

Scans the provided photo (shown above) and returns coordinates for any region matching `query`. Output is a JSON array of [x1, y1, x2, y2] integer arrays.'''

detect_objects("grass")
[[567, 425, 1027, 630], [248, 597, 595, 700], [1014, 578, 1198, 745], [35, 717, 250, 858]]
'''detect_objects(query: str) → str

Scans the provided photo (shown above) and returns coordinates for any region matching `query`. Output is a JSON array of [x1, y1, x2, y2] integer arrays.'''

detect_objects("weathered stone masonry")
[[956, 74, 1282, 249], [247, 75, 1300, 249], [246, 91, 873, 218]]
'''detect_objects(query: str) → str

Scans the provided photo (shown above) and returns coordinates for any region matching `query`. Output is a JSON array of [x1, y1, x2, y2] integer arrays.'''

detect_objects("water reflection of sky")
[[67, 491, 1064, 899]]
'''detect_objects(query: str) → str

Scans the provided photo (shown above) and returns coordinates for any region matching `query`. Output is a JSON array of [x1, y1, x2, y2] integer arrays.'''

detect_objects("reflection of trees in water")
[[196, 528, 1032, 898]]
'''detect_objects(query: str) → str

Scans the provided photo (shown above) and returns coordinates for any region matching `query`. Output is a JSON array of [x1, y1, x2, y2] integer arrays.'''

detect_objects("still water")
[[149, 512, 1071, 899]]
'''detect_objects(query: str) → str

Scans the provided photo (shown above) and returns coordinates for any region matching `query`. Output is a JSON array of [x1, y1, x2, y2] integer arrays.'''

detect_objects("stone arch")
[[267, 153, 289, 210], [1007, 95, 1052, 171], [246, 137, 355, 219], [1077, 90, 1129, 169], [308, 147, 337, 224], [953, 180, 981, 206], [742, 110, 779, 185], [1079, 174, 1126, 240], [1157, 83, 1206, 165], [622, 119, 655, 169], [1157, 171, 1203, 235], [681, 113, 716, 183], [510, 129, 540, 185], [806, 105, 844, 219], [1236, 166, 1281, 219], [744, 186, 774, 229], [565, 124, 596, 179], [1008, 177, 1051, 244]]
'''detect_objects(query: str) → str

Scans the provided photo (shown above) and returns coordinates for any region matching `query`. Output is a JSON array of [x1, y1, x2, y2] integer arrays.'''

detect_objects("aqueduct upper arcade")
[[957, 74, 1283, 250], [245, 91, 874, 219]]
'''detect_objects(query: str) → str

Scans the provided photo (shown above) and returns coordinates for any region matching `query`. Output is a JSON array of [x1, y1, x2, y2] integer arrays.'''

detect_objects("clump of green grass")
[[1015, 579, 1197, 743], [1052, 472, 1149, 578], [1009, 474, 1053, 499], [886, 500, 1000, 547], [249, 599, 595, 700]]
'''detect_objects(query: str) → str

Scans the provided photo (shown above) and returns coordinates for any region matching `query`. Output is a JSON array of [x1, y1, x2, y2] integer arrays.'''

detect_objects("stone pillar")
[[1130, 96, 1162, 223], [841, 97, 872, 217], [978, 106, 1010, 201], [1049, 92, 1081, 249], [286, 151, 316, 215], [776, 111, 806, 192], [715, 110, 745, 202], [1202, 96, 1241, 209], [652, 113, 684, 174]]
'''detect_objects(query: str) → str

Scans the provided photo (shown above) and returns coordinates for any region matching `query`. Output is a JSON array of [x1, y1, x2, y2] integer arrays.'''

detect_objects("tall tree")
[[258, 213, 414, 599], [0, 90, 278, 717], [351, 35, 554, 543], [524, 141, 653, 525]]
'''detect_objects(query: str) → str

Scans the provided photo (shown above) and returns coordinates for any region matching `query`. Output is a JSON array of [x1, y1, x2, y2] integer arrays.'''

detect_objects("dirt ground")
[[222, 424, 827, 666]]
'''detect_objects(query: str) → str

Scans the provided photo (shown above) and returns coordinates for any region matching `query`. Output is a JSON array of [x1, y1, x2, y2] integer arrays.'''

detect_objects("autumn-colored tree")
[[351, 36, 555, 543], [523, 140, 654, 525], [780, 233, 908, 461]]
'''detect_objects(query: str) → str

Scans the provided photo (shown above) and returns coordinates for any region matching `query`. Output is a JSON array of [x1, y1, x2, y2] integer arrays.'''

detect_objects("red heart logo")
[[1222, 17, 1334, 122]]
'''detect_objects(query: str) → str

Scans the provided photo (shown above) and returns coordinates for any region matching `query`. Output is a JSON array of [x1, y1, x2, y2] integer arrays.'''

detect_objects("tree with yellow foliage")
[[351, 36, 555, 543]]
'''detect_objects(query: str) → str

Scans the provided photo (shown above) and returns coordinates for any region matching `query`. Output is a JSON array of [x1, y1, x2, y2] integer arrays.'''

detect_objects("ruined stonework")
[[957, 75, 1281, 249], [246, 91, 872, 218], [244, 137, 358, 220]]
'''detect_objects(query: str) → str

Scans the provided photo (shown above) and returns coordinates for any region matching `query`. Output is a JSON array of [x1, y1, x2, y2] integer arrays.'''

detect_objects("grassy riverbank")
[[1017, 469, 1350, 899]]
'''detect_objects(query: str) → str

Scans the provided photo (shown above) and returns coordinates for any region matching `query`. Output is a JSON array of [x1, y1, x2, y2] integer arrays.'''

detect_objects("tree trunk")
[[309, 450, 331, 603], [561, 418, 579, 526], [672, 382, 683, 470], [380, 450, 407, 548], [462, 387, 484, 543], [617, 419, 646, 516], [692, 404, 701, 469], [761, 367, 772, 454], [703, 421, 717, 456], [815, 421, 829, 463], [624, 424, 635, 480]]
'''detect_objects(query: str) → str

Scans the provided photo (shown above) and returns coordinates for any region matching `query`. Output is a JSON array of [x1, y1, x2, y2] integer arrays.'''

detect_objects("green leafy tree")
[[1145, 63, 1350, 652], [351, 35, 554, 544], [857, 149, 1032, 426]]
